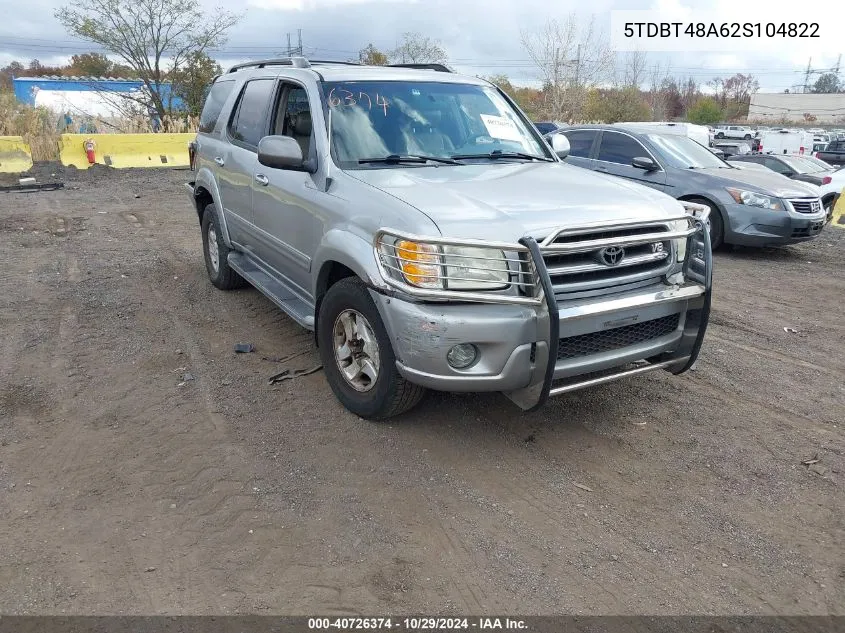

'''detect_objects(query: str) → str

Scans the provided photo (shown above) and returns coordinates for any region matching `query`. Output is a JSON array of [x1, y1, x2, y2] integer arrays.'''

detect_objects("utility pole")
[[298, 29, 303, 56], [803, 57, 812, 93], [287, 33, 292, 55], [574, 44, 581, 87]]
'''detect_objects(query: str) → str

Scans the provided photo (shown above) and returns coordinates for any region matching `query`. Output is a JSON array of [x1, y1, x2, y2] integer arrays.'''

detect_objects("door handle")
[[254, 174, 269, 186], [596, 165, 607, 171], [214, 156, 225, 166]]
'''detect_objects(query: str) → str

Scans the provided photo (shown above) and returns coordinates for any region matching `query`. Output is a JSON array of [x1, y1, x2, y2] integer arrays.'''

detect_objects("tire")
[[201, 204, 246, 290], [688, 198, 724, 249], [744, 134, 752, 140], [716, 132, 724, 139], [317, 277, 425, 419]]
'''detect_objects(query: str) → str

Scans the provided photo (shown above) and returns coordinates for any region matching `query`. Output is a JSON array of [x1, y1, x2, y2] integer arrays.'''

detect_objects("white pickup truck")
[[714, 125, 756, 140]]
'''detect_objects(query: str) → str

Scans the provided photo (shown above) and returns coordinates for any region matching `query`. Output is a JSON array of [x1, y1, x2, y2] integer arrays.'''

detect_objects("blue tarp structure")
[[12, 76, 185, 110]]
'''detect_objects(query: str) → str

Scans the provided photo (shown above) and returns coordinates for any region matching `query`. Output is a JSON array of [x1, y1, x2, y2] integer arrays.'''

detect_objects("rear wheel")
[[317, 278, 425, 419], [201, 204, 246, 290]]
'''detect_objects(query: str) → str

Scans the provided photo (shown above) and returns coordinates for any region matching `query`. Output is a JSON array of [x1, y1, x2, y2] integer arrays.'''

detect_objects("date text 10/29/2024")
[[308, 618, 528, 630], [622, 22, 820, 38]]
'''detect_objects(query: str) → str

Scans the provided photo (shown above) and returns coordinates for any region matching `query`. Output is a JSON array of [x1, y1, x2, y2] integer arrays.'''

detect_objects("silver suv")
[[187, 57, 713, 419]]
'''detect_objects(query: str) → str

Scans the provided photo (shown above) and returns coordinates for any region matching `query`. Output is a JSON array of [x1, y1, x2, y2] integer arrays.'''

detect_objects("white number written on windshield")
[[327, 88, 389, 116]]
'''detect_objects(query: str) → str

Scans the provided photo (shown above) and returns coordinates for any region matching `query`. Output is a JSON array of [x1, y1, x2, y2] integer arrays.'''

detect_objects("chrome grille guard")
[[374, 201, 713, 410]]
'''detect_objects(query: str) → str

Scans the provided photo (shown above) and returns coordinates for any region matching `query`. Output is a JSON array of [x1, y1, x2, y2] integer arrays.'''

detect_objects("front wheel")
[[687, 198, 724, 249], [317, 278, 425, 419]]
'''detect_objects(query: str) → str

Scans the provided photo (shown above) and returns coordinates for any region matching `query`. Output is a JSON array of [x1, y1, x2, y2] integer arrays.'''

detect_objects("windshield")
[[322, 80, 548, 167], [802, 156, 834, 170], [780, 155, 826, 174], [645, 133, 729, 169]]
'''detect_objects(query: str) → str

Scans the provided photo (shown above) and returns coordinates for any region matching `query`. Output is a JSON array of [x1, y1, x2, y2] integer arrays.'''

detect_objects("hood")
[[696, 166, 820, 198], [347, 162, 683, 240]]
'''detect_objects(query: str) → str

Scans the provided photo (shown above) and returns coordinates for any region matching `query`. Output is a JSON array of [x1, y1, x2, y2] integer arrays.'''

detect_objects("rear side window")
[[198, 81, 235, 134], [228, 79, 276, 148], [562, 130, 598, 158], [597, 132, 649, 165]]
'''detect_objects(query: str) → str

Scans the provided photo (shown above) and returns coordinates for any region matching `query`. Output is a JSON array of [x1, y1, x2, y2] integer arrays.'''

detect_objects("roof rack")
[[309, 60, 362, 67], [227, 57, 311, 73], [387, 63, 452, 73]]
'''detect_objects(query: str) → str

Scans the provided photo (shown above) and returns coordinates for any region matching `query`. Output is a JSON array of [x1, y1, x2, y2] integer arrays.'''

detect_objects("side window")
[[562, 130, 597, 158], [228, 79, 275, 148], [597, 132, 649, 165], [198, 81, 235, 134], [271, 85, 313, 159], [764, 158, 789, 173]]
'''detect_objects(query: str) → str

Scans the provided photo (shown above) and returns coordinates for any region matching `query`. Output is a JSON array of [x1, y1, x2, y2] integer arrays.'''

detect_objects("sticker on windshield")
[[480, 114, 522, 143]]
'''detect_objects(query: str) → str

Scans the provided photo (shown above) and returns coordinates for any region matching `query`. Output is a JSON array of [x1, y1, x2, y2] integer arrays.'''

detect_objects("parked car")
[[727, 153, 841, 219], [712, 141, 753, 157], [534, 121, 564, 135], [187, 58, 712, 419], [557, 124, 826, 248], [816, 139, 845, 167], [759, 129, 814, 156], [616, 122, 710, 148], [714, 125, 756, 140]]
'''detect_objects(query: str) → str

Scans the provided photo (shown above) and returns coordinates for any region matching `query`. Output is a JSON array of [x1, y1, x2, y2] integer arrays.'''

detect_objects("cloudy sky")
[[0, 0, 842, 92]]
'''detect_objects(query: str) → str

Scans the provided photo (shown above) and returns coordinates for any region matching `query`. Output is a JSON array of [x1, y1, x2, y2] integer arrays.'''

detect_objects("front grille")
[[789, 198, 822, 214], [540, 223, 674, 296], [556, 314, 680, 360]]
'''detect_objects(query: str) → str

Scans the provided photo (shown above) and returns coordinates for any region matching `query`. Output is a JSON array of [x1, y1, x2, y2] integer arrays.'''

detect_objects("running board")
[[227, 252, 315, 330]]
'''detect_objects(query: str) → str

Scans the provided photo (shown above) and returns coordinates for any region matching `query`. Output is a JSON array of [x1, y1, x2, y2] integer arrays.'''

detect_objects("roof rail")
[[309, 59, 362, 67], [387, 63, 452, 73], [227, 57, 311, 73]]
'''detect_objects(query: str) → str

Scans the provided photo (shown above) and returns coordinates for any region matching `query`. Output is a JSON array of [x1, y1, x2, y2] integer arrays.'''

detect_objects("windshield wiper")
[[358, 154, 463, 165], [451, 150, 554, 162]]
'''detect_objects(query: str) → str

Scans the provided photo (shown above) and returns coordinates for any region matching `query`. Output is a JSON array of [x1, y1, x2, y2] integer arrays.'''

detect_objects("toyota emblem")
[[599, 246, 625, 266]]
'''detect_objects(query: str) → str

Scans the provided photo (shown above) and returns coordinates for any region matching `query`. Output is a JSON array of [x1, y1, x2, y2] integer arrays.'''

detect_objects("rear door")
[[559, 129, 599, 170], [216, 77, 276, 249], [593, 131, 667, 191]]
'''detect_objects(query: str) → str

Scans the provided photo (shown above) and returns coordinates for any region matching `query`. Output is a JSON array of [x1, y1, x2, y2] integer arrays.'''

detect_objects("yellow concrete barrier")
[[59, 133, 195, 169], [0, 136, 34, 173], [832, 186, 845, 229]]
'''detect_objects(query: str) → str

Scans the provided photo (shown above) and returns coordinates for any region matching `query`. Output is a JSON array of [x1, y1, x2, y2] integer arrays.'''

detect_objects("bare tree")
[[622, 50, 648, 88], [56, 0, 241, 128], [646, 61, 671, 120], [520, 14, 615, 122], [391, 32, 447, 64]]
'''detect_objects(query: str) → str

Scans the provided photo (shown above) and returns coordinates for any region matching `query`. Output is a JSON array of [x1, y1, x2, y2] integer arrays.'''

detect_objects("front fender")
[[312, 229, 387, 298], [193, 166, 233, 248]]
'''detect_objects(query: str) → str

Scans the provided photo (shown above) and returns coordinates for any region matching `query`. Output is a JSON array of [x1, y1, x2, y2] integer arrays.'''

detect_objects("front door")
[[251, 82, 324, 300], [594, 131, 667, 192]]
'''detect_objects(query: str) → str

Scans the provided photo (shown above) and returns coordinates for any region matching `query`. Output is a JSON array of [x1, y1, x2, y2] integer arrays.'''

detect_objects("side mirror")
[[549, 133, 570, 159], [632, 156, 659, 171], [258, 135, 311, 171]]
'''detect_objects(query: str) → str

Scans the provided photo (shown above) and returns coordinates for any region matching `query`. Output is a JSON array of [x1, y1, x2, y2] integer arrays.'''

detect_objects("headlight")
[[381, 240, 510, 290], [726, 187, 783, 210], [442, 245, 509, 290]]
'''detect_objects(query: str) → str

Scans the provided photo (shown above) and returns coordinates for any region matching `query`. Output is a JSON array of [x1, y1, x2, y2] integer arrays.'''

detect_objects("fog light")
[[447, 344, 477, 369]]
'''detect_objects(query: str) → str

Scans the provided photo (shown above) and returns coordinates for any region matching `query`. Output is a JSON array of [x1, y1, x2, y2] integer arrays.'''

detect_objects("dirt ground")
[[0, 164, 843, 616]]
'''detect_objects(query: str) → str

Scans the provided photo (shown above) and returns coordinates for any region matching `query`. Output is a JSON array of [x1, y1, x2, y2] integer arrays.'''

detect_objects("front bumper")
[[724, 201, 826, 246], [372, 210, 713, 411]]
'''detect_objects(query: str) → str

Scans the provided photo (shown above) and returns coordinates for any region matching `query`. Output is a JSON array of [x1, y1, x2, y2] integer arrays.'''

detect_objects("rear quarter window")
[[198, 81, 235, 134]]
